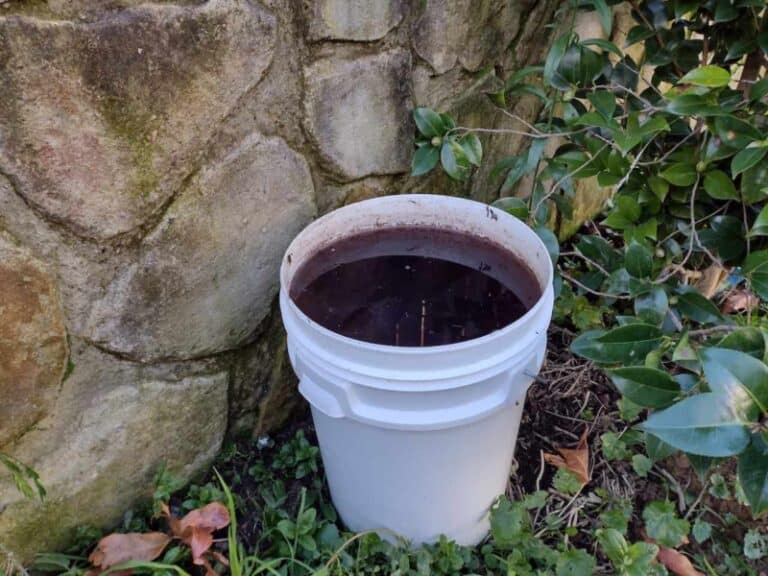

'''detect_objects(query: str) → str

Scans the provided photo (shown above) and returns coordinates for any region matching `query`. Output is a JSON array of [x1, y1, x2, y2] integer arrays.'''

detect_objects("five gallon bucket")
[[279, 194, 554, 546]]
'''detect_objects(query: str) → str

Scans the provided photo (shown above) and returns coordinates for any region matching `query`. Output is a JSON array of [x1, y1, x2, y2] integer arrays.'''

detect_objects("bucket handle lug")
[[298, 375, 349, 419]]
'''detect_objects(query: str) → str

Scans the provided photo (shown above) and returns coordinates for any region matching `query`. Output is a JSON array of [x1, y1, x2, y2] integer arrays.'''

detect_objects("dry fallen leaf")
[[88, 532, 171, 571], [657, 547, 705, 576], [693, 263, 728, 298], [179, 502, 230, 534], [163, 502, 230, 568], [721, 289, 759, 314], [543, 427, 590, 485]]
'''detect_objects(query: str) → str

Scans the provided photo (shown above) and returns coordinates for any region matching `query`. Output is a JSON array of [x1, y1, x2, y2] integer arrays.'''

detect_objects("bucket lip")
[[280, 194, 554, 356]]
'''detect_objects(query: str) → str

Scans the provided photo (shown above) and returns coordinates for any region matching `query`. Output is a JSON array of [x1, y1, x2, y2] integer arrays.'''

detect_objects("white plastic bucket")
[[279, 194, 554, 546]]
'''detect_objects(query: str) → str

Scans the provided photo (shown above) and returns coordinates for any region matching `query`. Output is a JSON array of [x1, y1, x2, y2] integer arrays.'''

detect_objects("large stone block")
[[0, 0, 276, 240], [412, 0, 522, 74], [304, 50, 413, 180], [0, 1, 204, 20], [85, 134, 316, 362], [0, 341, 227, 561], [0, 234, 68, 447], [229, 302, 301, 437], [306, 0, 405, 41]]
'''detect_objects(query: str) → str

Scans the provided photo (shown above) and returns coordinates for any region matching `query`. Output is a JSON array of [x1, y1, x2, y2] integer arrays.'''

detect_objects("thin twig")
[[655, 467, 688, 514], [638, 131, 698, 167], [533, 144, 611, 216], [684, 479, 710, 521], [688, 325, 737, 337], [614, 136, 655, 194], [561, 249, 611, 276], [655, 174, 701, 284], [560, 270, 632, 300]]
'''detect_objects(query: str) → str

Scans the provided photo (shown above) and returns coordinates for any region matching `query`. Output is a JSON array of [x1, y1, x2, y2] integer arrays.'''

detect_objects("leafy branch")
[[410, 0, 768, 518]]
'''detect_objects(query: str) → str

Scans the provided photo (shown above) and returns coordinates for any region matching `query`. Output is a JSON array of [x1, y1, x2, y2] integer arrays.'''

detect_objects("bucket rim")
[[279, 193, 554, 356]]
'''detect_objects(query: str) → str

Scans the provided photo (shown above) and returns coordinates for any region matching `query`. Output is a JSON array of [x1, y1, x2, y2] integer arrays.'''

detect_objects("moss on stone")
[[98, 96, 160, 199]]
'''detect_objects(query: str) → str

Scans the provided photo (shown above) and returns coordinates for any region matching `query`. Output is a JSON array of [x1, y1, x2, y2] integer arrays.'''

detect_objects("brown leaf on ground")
[[543, 427, 590, 485], [88, 532, 171, 571], [657, 547, 704, 576], [163, 502, 230, 567], [721, 289, 759, 314], [693, 264, 728, 299], [179, 502, 230, 534]]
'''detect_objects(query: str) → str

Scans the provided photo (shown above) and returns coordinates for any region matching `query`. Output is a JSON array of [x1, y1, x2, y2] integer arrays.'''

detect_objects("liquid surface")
[[290, 227, 541, 346]]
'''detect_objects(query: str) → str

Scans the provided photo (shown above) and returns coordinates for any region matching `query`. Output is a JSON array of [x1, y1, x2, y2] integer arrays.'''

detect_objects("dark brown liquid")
[[290, 227, 541, 346]]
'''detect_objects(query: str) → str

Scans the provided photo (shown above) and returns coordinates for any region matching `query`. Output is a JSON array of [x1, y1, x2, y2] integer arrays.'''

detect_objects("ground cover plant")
[[21, 335, 768, 575]]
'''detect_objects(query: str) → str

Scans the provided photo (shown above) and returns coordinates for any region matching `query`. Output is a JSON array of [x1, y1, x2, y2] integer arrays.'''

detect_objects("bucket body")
[[279, 194, 554, 546]]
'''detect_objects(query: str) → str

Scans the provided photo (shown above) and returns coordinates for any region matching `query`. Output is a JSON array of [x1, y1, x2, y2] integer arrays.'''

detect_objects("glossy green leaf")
[[576, 236, 621, 270], [581, 38, 622, 57], [634, 287, 668, 325], [744, 250, 768, 300], [760, 29, 768, 56], [504, 65, 544, 90], [673, 0, 701, 18], [751, 204, 768, 237], [625, 242, 653, 278], [646, 433, 677, 461], [719, 328, 766, 361], [609, 367, 679, 408], [714, 0, 738, 22], [440, 113, 455, 131], [639, 116, 670, 138], [492, 197, 528, 220], [460, 134, 482, 167], [648, 176, 669, 201], [591, 0, 612, 35], [639, 393, 751, 457], [688, 453, 719, 479], [741, 159, 768, 204], [556, 44, 604, 88], [625, 25, 654, 47], [666, 94, 724, 116], [490, 155, 521, 181], [440, 140, 470, 181], [703, 169, 738, 200], [726, 38, 757, 61], [732, 145, 768, 176], [571, 324, 663, 364], [534, 226, 559, 264], [500, 158, 527, 195], [660, 163, 697, 186], [673, 331, 700, 372], [738, 437, 768, 516], [676, 290, 723, 325], [413, 107, 445, 138], [750, 78, 768, 102], [700, 347, 768, 419], [589, 91, 616, 120], [714, 115, 763, 149], [679, 65, 731, 88], [544, 34, 571, 86], [697, 214, 745, 262], [411, 146, 439, 176]]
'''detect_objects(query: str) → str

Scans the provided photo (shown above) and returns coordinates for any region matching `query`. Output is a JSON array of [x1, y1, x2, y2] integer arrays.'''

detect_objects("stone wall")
[[0, 0, 560, 558]]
